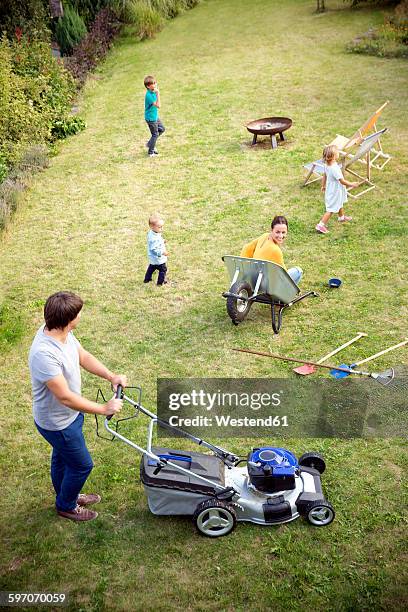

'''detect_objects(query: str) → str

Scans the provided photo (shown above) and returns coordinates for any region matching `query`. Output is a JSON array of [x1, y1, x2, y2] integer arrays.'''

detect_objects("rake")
[[232, 348, 396, 386], [330, 338, 408, 379]]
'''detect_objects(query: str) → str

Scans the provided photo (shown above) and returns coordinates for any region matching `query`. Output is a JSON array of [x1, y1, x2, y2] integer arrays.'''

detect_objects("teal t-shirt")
[[145, 89, 158, 122]]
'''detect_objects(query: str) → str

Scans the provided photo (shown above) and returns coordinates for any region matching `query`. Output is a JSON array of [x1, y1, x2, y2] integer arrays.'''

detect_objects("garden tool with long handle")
[[293, 332, 368, 375], [330, 338, 408, 379], [232, 348, 396, 386]]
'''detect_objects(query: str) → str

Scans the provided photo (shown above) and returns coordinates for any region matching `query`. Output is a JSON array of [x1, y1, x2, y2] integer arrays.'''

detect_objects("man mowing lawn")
[[29, 292, 127, 522]]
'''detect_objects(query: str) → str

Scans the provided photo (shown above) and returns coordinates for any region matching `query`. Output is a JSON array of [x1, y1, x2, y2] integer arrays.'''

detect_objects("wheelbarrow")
[[222, 255, 318, 334]]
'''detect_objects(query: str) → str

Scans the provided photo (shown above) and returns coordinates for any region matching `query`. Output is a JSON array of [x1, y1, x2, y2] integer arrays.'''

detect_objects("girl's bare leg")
[[320, 212, 332, 225]]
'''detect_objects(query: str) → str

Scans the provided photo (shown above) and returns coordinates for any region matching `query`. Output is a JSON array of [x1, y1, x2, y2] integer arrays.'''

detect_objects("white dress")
[[325, 162, 347, 213]]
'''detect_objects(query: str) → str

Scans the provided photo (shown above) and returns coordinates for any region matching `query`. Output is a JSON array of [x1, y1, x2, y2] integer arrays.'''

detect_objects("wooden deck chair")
[[342, 128, 388, 199], [328, 101, 391, 170], [303, 129, 387, 199]]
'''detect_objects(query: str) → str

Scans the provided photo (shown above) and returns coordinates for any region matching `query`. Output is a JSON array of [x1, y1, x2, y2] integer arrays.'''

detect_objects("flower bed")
[[347, 0, 408, 58]]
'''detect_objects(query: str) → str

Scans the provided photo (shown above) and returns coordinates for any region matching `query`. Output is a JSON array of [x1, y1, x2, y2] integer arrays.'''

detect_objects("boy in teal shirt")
[[144, 75, 165, 157]]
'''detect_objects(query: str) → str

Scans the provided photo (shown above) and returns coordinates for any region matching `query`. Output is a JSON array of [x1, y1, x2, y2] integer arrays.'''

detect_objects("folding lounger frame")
[[302, 129, 388, 199], [222, 255, 318, 334]]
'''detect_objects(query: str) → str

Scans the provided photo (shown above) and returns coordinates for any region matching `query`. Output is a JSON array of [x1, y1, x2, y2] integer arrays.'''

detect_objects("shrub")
[[347, 28, 408, 57], [0, 0, 50, 41], [0, 162, 8, 184], [126, 2, 164, 39], [347, 1, 408, 57], [391, 0, 408, 35], [18, 144, 49, 172], [70, 1, 111, 27], [0, 34, 77, 172], [0, 178, 21, 229], [0, 145, 49, 229], [65, 8, 121, 85], [0, 37, 12, 150], [344, 0, 397, 6], [149, 0, 200, 14], [0, 36, 49, 170], [150, 0, 188, 19], [11, 37, 76, 114], [55, 4, 88, 56], [109, 0, 200, 37], [51, 115, 86, 139], [394, 0, 408, 23]]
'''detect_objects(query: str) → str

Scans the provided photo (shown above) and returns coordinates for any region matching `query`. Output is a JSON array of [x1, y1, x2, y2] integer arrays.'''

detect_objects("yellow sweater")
[[240, 233, 285, 267]]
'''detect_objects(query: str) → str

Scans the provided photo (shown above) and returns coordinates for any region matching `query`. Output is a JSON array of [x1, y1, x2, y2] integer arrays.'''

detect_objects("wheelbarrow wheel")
[[226, 281, 253, 324], [298, 452, 326, 474], [193, 499, 237, 537], [305, 500, 335, 527]]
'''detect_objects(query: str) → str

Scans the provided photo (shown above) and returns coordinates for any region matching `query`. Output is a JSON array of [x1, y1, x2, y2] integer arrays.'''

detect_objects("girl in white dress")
[[315, 145, 358, 234]]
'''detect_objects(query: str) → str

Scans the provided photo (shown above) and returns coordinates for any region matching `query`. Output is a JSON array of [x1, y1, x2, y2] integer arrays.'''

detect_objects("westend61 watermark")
[[157, 378, 408, 438], [166, 388, 287, 428]]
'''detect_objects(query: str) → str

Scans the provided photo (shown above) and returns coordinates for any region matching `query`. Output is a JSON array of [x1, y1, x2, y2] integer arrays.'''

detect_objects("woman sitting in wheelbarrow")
[[240, 215, 302, 284]]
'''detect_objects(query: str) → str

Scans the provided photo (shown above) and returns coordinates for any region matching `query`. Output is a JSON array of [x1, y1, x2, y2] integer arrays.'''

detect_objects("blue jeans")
[[146, 119, 165, 153], [36, 413, 93, 511], [287, 266, 303, 285]]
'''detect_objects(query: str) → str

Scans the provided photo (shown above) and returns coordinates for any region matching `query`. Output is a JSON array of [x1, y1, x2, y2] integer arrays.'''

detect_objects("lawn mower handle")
[[106, 384, 123, 421], [102, 385, 240, 467]]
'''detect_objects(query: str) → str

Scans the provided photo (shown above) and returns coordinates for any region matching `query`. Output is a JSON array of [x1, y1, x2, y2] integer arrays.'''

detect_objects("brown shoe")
[[57, 504, 98, 522], [77, 493, 101, 506]]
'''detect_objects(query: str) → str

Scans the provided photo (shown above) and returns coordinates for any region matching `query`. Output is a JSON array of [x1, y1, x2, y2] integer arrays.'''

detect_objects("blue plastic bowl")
[[328, 278, 342, 288]]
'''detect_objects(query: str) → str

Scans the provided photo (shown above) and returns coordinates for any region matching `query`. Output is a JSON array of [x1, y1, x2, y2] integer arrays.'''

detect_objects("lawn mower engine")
[[247, 447, 297, 494], [220, 446, 335, 531]]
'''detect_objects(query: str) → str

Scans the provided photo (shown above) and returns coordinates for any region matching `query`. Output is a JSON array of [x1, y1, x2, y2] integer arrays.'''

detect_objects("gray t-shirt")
[[29, 325, 81, 430]]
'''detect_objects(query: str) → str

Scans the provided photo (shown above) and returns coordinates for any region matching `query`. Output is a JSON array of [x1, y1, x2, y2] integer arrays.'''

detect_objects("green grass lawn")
[[1, 0, 407, 610]]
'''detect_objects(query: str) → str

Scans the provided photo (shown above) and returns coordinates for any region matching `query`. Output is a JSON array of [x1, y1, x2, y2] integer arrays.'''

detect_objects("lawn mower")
[[97, 385, 334, 537]]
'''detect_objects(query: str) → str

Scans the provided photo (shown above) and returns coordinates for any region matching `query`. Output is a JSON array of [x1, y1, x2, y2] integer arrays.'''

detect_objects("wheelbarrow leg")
[[271, 292, 318, 334], [271, 302, 283, 334], [279, 131, 285, 142], [271, 134, 278, 149], [252, 134, 257, 146]]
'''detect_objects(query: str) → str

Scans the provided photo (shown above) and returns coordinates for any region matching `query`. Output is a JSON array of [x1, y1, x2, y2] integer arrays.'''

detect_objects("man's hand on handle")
[[109, 374, 128, 391], [104, 397, 123, 417], [105, 373, 127, 416]]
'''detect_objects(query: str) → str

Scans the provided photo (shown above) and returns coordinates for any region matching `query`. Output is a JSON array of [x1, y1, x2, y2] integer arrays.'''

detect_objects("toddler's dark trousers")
[[144, 263, 167, 285], [146, 119, 165, 153]]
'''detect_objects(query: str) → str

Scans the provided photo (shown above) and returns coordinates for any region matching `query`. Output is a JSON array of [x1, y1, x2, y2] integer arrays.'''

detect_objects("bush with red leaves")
[[64, 8, 121, 86]]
